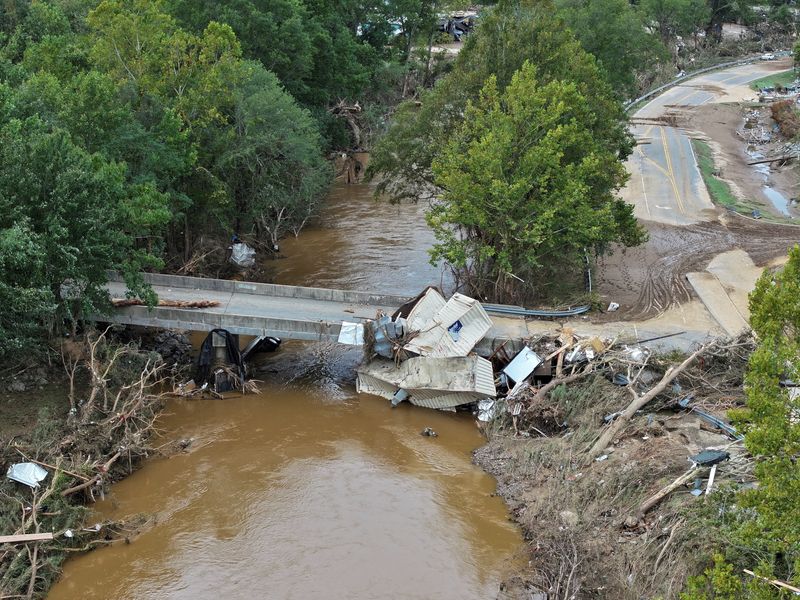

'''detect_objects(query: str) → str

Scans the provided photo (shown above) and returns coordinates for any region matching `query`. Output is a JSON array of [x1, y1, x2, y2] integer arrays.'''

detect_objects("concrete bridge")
[[101, 273, 530, 353]]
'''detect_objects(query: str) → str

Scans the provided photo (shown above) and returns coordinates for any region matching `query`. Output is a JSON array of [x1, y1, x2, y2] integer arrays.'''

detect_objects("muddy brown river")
[[48, 183, 523, 599]]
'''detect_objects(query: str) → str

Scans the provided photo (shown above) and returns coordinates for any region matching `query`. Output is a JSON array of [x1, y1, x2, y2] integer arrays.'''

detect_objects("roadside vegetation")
[[751, 70, 798, 91], [691, 139, 765, 216]]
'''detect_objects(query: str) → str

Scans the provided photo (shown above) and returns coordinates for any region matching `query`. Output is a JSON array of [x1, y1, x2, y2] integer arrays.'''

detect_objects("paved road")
[[625, 62, 787, 226]]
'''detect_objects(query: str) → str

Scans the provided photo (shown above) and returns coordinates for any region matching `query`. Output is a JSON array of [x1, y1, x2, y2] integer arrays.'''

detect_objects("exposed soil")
[[596, 215, 799, 320], [684, 102, 798, 216], [0, 367, 70, 441]]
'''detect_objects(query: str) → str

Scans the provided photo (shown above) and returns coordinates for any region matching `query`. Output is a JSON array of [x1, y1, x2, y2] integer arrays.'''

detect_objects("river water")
[[48, 183, 523, 599]]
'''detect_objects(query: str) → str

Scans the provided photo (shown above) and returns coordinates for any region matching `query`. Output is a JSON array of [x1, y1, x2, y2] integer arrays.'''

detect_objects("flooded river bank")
[[48, 183, 523, 599]]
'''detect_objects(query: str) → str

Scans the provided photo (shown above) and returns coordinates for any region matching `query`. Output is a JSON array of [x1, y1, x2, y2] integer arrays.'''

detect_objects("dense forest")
[[0, 0, 795, 349], [0, 0, 448, 355], [1, 1, 799, 599]]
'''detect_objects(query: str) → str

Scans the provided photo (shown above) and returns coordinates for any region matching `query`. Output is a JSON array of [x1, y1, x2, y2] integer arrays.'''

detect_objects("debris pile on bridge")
[[111, 298, 221, 309], [357, 288, 497, 410]]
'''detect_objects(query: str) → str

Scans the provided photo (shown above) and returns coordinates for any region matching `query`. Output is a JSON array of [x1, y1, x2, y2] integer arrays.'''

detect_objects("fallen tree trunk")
[[111, 298, 220, 309], [634, 466, 702, 520], [746, 154, 795, 166], [587, 343, 712, 457]]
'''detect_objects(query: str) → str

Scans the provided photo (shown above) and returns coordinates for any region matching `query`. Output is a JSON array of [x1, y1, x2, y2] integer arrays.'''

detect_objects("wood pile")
[[111, 298, 220, 309]]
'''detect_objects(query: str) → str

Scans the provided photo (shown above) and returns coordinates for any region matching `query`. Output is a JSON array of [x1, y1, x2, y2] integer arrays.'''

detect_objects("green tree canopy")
[[217, 63, 331, 247], [0, 116, 170, 356], [369, 0, 633, 204], [556, 0, 667, 97], [428, 62, 645, 303], [640, 0, 711, 44], [734, 246, 800, 585], [166, 0, 315, 101]]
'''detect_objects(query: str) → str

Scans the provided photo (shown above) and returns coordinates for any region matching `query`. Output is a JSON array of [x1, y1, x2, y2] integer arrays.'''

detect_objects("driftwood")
[[588, 343, 713, 457], [112, 298, 220, 309], [743, 569, 800, 594], [635, 466, 702, 519], [0, 533, 54, 544], [61, 451, 122, 498], [746, 154, 795, 166]]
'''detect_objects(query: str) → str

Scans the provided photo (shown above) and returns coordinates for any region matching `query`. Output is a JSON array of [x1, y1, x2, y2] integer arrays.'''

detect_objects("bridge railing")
[[108, 271, 412, 307]]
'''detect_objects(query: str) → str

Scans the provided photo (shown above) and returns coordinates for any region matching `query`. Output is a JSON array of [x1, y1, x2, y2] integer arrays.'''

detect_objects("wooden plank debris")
[[112, 298, 220, 308], [0, 533, 54, 544]]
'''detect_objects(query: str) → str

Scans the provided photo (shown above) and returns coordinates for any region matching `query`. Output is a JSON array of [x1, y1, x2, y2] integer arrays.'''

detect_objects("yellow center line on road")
[[643, 153, 673, 181], [660, 126, 686, 214]]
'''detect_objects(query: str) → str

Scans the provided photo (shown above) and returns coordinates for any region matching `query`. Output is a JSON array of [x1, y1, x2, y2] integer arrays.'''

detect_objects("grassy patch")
[[691, 139, 797, 224], [691, 139, 751, 213], [750, 69, 797, 90]]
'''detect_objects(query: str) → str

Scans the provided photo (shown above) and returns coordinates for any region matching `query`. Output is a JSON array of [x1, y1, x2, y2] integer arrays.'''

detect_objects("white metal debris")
[[337, 321, 365, 345], [405, 288, 447, 332], [229, 242, 256, 268], [503, 347, 543, 384], [403, 293, 492, 358], [477, 398, 499, 422], [357, 355, 497, 409], [7, 463, 48, 489]]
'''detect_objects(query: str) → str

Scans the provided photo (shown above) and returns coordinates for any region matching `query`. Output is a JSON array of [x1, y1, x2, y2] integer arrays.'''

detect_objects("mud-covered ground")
[[685, 102, 798, 218], [595, 214, 798, 320], [0, 367, 70, 441]]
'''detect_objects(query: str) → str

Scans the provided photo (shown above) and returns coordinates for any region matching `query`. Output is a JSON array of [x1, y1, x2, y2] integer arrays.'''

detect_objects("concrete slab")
[[705, 249, 762, 322], [685, 272, 749, 336]]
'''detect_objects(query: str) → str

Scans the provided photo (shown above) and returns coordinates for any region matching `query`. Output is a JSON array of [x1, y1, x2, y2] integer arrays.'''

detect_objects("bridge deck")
[[100, 274, 530, 350]]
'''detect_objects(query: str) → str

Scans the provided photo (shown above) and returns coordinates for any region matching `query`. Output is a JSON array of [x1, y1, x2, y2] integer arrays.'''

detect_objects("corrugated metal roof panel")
[[472, 355, 497, 397], [408, 390, 488, 410], [356, 371, 397, 400], [404, 293, 493, 358], [356, 356, 496, 409], [406, 288, 447, 332]]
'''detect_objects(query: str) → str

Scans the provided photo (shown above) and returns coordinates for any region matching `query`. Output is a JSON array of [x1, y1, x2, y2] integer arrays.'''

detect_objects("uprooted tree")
[[427, 61, 646, 304], [0, 329, 169, 597]]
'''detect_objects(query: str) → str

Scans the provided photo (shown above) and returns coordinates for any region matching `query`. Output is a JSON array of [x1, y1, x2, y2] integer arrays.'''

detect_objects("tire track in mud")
[[597, 215, 799, 320]]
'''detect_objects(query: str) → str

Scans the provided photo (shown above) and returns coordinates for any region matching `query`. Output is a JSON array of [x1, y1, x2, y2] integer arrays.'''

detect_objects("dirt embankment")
[[684, 102, 797, 216], [474, 337, 753, 599]]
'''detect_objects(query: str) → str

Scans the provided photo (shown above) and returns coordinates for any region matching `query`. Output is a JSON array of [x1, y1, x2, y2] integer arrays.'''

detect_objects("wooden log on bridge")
[[747, 154, 795, 166]]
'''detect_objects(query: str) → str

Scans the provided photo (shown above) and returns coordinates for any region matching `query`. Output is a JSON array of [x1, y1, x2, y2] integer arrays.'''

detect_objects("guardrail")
[[625, 55, 765, 113]]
